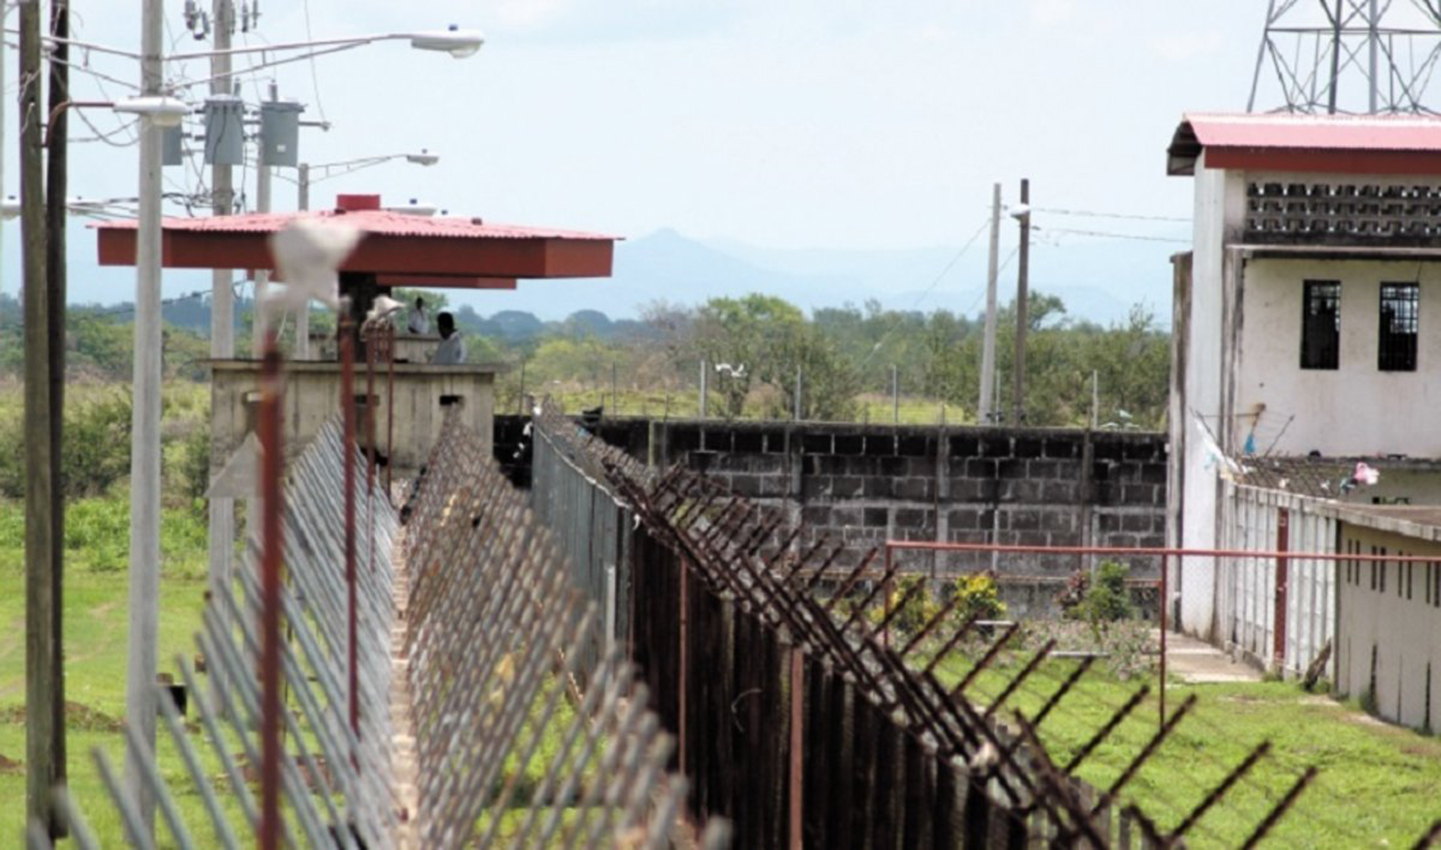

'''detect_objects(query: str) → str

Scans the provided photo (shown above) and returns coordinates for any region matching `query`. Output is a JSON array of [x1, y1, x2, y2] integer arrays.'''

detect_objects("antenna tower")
[[1249, 0, 1441, 113]]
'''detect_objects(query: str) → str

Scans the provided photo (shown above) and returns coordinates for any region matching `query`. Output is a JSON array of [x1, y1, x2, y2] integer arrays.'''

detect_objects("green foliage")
[[1060, 561, 1135, 631], [951, 571, 1007, 622], [0, 495, 207, 577], [179, 422, 211, 507], [0, 390, 133, 500], [865, 575, 942, 637]]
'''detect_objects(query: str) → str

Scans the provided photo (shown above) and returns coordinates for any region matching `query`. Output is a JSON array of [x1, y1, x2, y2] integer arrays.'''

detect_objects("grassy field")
[[515, 385, 982, 426], [932, 648, 1441, 846], [0, 568, 226, 843]]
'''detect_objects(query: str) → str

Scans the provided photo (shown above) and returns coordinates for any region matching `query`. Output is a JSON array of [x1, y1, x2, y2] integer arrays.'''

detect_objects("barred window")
[[1378, 283, 1418, 372], [1301, 281, 1341, 370]]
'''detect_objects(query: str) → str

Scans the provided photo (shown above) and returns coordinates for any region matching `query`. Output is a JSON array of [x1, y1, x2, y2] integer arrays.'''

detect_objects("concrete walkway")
[[1158, 630, 1263, 684], [390, 523, 420, 849]]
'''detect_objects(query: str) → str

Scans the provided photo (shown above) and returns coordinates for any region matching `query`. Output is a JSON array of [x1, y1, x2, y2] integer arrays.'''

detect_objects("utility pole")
[[1012, 178, 1030, 427], [41, 0, 69, 834], [794, 364, 803, 422], [891, 364, 899, 425], [207, 0, 236, 711], [295, 161, 310, 359], [127, 0, 165, 835], [978, 182, 1001, 424], [251, 81, 275, 355], [699, 359, 707, 418], [21, 0, 60, 836]]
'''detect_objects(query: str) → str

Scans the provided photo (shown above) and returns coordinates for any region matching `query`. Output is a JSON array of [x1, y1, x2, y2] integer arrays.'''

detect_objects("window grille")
[[1301, 280, 1341, 369], [1378, 283, 1418, 371]]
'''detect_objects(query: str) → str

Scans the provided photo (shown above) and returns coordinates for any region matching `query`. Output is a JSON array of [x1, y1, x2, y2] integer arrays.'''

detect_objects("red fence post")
[[789, 647, 805, 850], [340, 319, 360, 746], [257, 346, 285, 850], [1274, 508, 1290, 673], [678, 562, 688, 778], [1159, 552, 1168, 728]]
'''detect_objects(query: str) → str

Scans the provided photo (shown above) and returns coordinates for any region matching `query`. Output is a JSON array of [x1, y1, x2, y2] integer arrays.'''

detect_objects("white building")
[[1168, 113, 1441, 644]]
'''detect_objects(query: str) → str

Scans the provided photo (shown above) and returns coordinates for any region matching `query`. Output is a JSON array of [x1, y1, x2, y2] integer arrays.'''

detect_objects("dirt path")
[[390, 523, 419, 849]]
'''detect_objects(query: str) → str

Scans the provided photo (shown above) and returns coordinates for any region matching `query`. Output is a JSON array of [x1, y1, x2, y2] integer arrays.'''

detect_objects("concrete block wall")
[[498, 416, 1169, 595]]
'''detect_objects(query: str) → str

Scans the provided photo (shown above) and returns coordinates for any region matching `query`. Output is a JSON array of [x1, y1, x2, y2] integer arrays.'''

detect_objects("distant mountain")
[[444, 227, 1178, 326], [53, 220, 1180, 328]]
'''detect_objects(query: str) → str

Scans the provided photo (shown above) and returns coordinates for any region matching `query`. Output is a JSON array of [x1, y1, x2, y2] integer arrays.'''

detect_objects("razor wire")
[[39, 404, 718, 849], [528, 400, 1367, 847]]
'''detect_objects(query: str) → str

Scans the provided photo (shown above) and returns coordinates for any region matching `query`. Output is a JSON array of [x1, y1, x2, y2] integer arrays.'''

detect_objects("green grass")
[[931, 648, 1441, 847], [0, 569, 225, 844], [522, 385, 973, 425]]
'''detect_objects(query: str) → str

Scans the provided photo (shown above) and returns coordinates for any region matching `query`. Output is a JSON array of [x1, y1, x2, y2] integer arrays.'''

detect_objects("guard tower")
[[94, 193, 618, 479]]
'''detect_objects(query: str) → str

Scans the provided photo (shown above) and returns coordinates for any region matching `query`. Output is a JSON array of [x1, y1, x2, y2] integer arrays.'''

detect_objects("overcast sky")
[[9, 1, 1280, 304]]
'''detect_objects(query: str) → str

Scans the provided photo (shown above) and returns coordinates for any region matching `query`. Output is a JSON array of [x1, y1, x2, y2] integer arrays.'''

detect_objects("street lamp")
[[295, 149, 440, 210], [112, 95, 189, 126], [288, 150, 440, 358], [104, 10, 483, 838], [32, 25, 486, 93]]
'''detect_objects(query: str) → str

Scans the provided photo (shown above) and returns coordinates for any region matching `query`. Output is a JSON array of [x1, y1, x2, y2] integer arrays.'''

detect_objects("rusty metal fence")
[[36, 396, 718, 848], [402, 409, 720, 848], [529, 414, 634, 676], [34, 414, 402, 849], [529, 404, 1441, 848]]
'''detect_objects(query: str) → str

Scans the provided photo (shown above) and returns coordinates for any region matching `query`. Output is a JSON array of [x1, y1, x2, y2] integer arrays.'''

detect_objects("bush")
[[866, 575, 941, 637], [0, 391, 133, 500], [1064, 560, 1137, 625], [951, 571, 1006, 622]]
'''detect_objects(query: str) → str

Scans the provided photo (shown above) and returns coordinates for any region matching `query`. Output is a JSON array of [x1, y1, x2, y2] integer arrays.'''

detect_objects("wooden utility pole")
[[978, 182, 1001, 423], [42, 0, 69, 834], [1012, 178, 1031, 426], [21, 0, 61, 836]]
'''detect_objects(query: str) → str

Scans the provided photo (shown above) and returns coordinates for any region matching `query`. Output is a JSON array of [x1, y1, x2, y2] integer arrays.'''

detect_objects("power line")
[[1041, 227, 1190, 244], [859, 217, 992, 367], [302, 0, 329, 126], [1031, 206, 1191, 223]]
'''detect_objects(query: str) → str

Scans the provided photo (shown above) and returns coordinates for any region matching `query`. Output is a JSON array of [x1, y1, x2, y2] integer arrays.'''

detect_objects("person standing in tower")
[[407, 295, 432, 335]]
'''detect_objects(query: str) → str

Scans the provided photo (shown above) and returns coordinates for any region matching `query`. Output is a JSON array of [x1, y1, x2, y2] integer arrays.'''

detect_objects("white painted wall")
[[1218, 483, 1337, 678], [1336, 523, 1441, 731], [1236, 258, 1441, 457], [1176, 153, 1246, 640]]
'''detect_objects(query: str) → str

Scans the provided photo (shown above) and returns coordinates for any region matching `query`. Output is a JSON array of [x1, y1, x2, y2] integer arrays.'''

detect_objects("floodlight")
[[408, 25, 484, 58], [113, 96, 190, 128]]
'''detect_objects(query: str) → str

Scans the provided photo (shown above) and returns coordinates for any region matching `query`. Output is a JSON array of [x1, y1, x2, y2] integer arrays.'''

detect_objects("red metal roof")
[[93, 197, 619, 285], [94, 208, 616, 242], [1167, 112, 1441, 176]]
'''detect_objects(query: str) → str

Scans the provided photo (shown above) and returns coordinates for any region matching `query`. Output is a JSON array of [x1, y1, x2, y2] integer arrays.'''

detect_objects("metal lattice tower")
[[1249, 0, 1441, 114]]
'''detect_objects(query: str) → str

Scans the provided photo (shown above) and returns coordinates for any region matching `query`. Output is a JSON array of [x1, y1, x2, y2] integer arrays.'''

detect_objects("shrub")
[[866, 575, 941, 637], [0, 391, 133, 500], [952, 571, 1006, 622], [1066, 560, 1137, 625]]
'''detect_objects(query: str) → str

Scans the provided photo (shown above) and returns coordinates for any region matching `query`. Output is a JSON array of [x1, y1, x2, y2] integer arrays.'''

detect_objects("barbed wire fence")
[[30, 401, 721, 848], [531, 399, 1441, 848]]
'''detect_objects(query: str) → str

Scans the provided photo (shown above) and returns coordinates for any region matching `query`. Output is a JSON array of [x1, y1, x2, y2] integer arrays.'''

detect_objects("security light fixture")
[[408, 25, 484, 58], [113, 95, 190, 127]]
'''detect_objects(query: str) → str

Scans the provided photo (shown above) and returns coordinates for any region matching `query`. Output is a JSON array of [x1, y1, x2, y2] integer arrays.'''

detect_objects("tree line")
[[0, 288, 1171, 429]]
